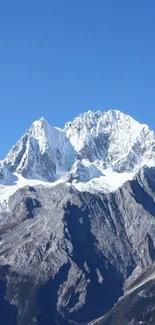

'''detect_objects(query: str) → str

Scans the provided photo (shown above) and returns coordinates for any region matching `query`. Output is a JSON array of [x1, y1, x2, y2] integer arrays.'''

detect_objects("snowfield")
[[1, 109, 155, 211]]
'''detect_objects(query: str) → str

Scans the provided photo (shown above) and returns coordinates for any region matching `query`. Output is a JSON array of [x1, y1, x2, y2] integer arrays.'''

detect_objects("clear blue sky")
[[0, 0, 155, 158]]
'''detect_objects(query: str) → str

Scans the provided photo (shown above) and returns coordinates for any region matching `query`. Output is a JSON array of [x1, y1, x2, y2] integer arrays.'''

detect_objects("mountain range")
[[1, 110, 155, 325]]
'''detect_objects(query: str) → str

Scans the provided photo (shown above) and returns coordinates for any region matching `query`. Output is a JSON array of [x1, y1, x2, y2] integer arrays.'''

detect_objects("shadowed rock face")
[[91, 264, 155, 325], [37, 263, 70, 325], [1, 167, 155, 324], [0, 279, 17, 325]]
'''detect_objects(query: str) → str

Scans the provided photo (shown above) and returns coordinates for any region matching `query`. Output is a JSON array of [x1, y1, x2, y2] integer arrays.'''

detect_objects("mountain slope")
[[1, 117, 75, 183], [65, 110, 155, 171], [90, 263, 155, 325], [1, 166, 155, 324], [1, 110, 155, 324], [1, 109, 155, 189]]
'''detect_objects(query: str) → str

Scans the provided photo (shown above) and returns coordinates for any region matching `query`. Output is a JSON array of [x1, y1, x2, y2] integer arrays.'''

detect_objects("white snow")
[[0, 167, 134, 211], [5, 117, 75, 181], [1, 109, 155, 210], [65, 110, 155, 171], [69, 159, 103, 183], [72, 168, 134, 194], [99, 168, 134, 189], [0, 173, 67, 211]]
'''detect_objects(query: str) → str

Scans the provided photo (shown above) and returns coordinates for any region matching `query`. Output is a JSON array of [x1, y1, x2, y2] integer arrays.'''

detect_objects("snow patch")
[[72, 168, 134, 194], [0, 173, 67, 211]]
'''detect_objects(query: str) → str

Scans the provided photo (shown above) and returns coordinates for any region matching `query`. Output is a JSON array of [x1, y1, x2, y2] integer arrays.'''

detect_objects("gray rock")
[[1, 166, 155, 324]]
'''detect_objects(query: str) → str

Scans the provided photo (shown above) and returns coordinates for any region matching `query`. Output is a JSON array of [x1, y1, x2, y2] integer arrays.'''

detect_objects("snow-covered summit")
[[1, 117, 75, 183], [64, 109, 155, 171], [1, 110, 155, 191]]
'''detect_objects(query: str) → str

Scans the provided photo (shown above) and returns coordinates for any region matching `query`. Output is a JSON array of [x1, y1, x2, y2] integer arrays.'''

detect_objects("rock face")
[[91, 263, 155, 325], [1, 109, 155, 185], [1, 110, 155, 324], [1, 117, 75, 182], [64, 110, 155, 172], [1, 166, 155, 324]]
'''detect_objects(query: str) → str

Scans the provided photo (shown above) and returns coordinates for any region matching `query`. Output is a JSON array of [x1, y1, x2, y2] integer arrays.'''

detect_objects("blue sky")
[[0, 0, 155, 158]]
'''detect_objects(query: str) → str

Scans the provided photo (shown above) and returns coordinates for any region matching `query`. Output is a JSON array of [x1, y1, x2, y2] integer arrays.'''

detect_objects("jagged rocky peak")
[[64, 109, 155, 171], [1, 109, 155, 185], [1, 111, 155, 324], [28, 117, 64, 153], [4, 117, 75, 181], [68, 159, 103, 182]]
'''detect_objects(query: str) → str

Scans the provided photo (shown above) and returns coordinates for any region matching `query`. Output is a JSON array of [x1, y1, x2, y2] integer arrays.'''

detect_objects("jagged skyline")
[[0, 1, 155, 157]]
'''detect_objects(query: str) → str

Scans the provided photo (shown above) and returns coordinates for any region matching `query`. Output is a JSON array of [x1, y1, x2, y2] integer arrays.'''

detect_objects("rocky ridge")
[[0, 110, 155, 324]]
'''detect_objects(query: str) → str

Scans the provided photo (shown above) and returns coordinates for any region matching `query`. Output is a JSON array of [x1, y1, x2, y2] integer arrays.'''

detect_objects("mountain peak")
[[40, 116, 47, 122], [64, 109, 155, 172], [105, 109, 128, 119], [3, 116, 75, 182], [0, 109, 155, 186], [65, 109, 140, 130], [31, 116, 50, 132]]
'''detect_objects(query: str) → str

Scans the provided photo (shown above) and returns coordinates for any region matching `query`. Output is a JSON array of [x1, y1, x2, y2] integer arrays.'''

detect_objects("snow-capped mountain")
[[0, 109, 155, 211], [65, 110, 155, 171], [1, 165, 155, 325], [1, 109, 155, 186], [0, 117, 75, 183], [1, 110, 155, 324]]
